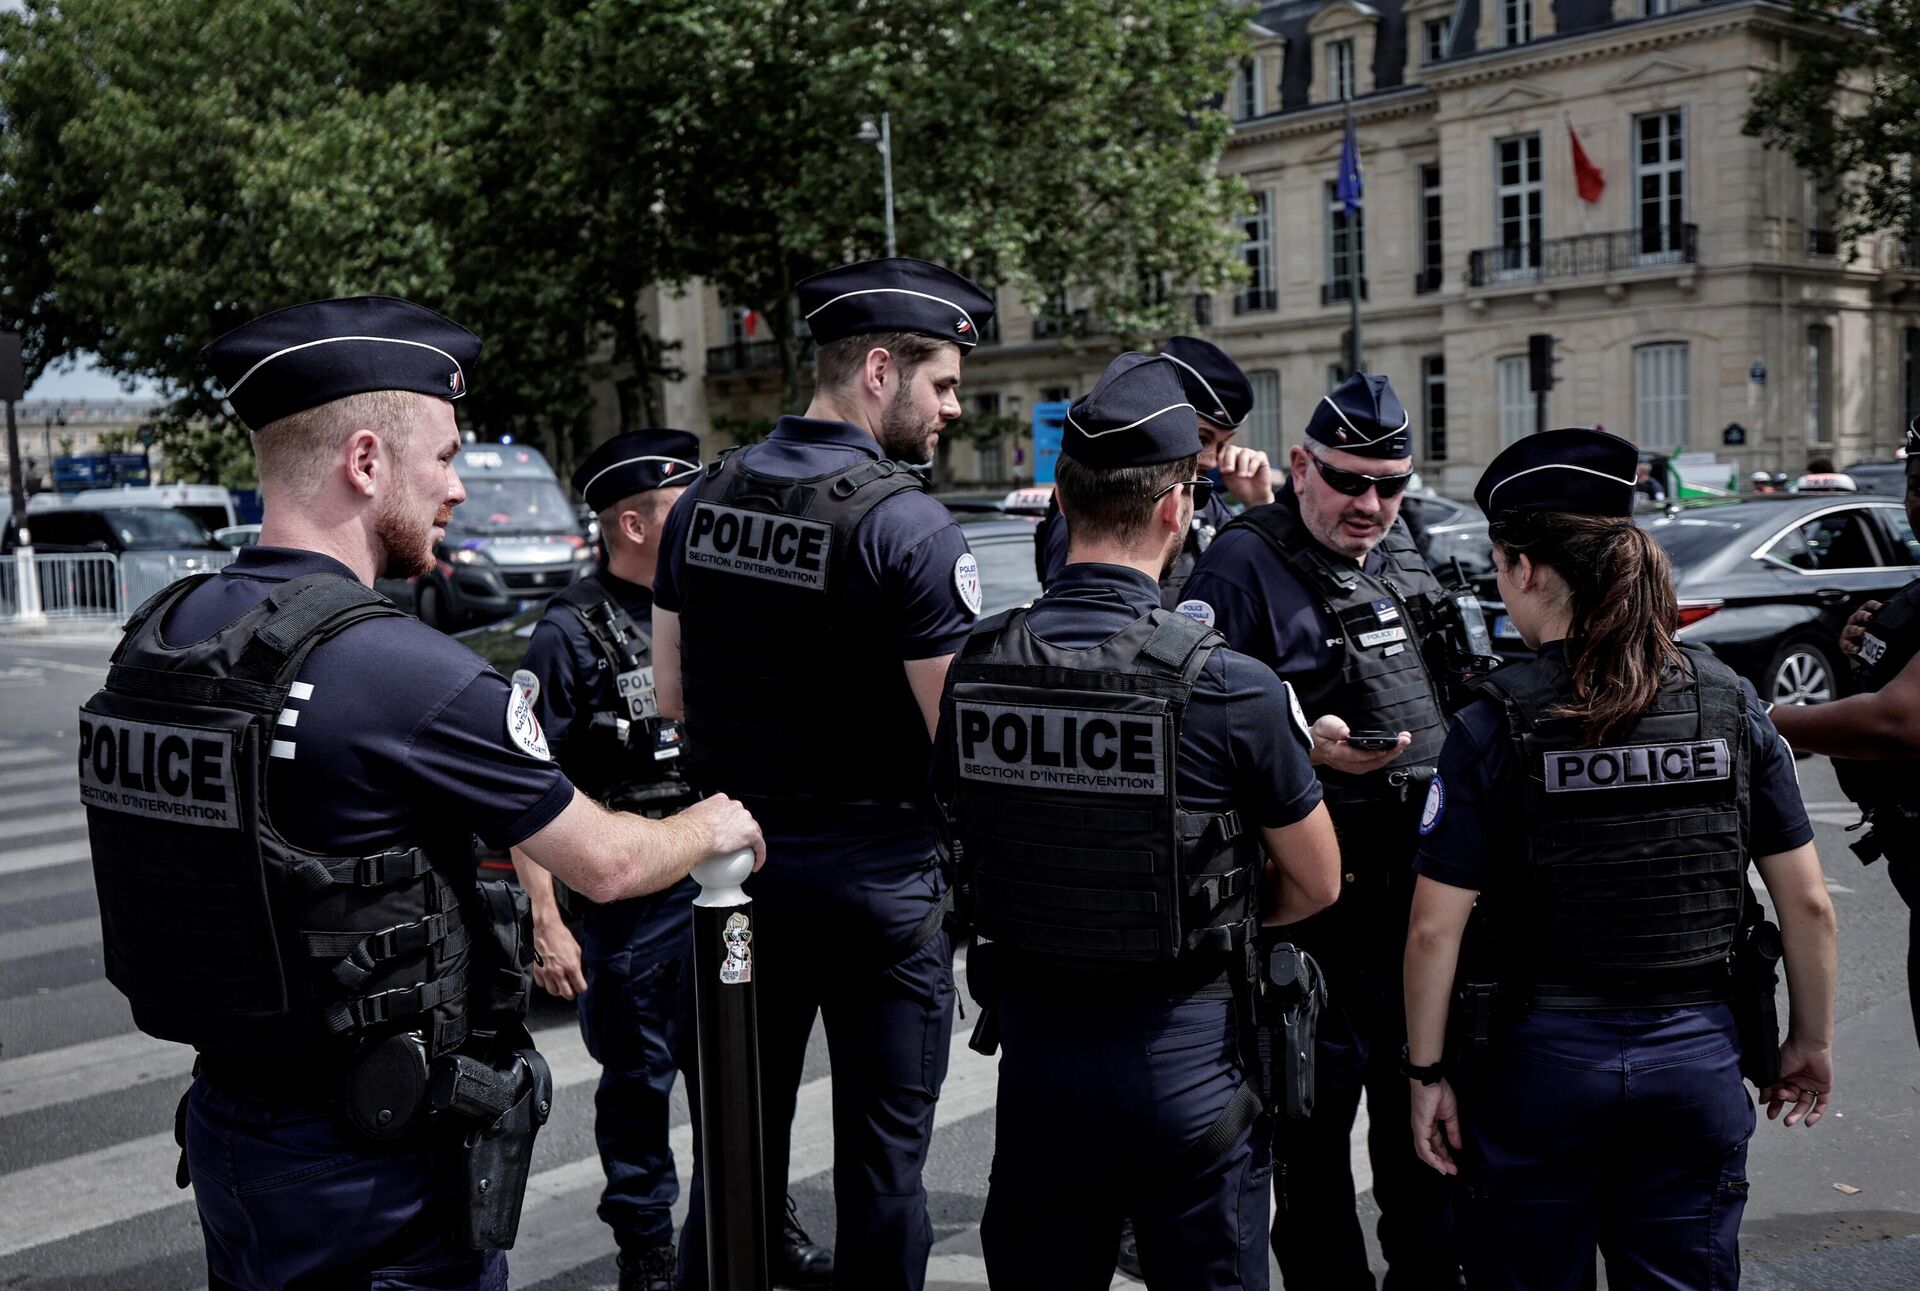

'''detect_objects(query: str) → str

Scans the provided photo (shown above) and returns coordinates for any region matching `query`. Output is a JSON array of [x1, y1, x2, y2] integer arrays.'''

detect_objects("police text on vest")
[[1542, 739, 1730, 793], [955, 702, 1166, 795], [686, 502, 831, 589], [77, 713, 241, 828]]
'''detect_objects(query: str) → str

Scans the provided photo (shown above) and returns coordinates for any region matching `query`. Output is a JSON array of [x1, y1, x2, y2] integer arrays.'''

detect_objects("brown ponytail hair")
[[1489, 511, 1682, 745]]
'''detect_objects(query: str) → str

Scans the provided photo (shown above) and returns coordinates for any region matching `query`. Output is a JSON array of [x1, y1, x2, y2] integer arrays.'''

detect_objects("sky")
[[25, 354, 164, 403]]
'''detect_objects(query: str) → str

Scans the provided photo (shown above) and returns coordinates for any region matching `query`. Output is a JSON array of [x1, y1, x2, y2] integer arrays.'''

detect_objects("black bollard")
[[690, 848, 768, 1291]]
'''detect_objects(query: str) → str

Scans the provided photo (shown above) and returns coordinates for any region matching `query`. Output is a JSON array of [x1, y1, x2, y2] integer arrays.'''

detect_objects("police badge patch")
[[1283, 681, 1313, 751], [1174, 599, 1215, 627], [954, 552, 982, 616], [1418, 774, 1445, 835], [507, 669, 552, 761]]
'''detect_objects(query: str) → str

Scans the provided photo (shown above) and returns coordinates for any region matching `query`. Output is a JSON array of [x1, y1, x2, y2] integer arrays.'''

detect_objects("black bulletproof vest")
[[1225, 501, 1448, 810], [947, 608, 1260, 979], [1835, 575, 1920, 833], [676, 448, 930, 805], [548, 573, 693, 815], [1035, 494, 1217, 610], [81, 574, 482, 1062], [1476, 645, 1752, 1005]]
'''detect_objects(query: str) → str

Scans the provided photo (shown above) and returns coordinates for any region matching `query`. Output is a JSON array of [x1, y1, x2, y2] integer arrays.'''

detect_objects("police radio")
[[1422, 558, 1502, 713]]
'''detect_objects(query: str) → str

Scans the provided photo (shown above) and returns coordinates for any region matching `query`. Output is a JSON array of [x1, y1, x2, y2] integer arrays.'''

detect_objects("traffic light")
[[1528, 333, 1558, 393]]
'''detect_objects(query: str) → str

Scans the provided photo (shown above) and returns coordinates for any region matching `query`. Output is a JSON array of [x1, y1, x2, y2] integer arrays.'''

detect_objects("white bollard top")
[[691, 848, 755, 908]]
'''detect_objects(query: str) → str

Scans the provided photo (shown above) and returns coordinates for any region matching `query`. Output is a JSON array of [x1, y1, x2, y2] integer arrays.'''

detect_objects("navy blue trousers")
[[982, 993, 1271, 1291], [187, 1077, 505, 1291], [1457, 1004, 1755, 1291], [576, 877, 699, 1247]]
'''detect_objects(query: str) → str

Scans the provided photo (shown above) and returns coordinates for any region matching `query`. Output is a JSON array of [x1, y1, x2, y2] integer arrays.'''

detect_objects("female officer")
[[1401, 428, 1838, 1289]]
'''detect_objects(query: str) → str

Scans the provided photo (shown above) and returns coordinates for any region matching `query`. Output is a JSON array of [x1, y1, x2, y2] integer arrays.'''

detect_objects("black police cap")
[[1160, 336, 1254, 429], [797, 257, 996, 350], [1062, 353, 1200, 469], [201, 296, 481, 432], [573, 429, 703, 514], [1474, 428, 1640, 522], [1306, 373, 1411, 459]]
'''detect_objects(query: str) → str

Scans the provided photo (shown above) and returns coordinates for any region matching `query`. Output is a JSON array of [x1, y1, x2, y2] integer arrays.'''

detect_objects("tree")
[[1746, 0, 1920, 250]]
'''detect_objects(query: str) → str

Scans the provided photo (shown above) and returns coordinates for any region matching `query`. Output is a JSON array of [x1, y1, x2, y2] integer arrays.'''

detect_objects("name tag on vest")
[[1542, 739, 1731, 793], [77, 713, 241, 829], [617, 667, 658, 721], [955, 701, 1166, 795], [686, 502, 831, 589], [1860, 632, 1887, 667], [1357, 626, 1408, 648]]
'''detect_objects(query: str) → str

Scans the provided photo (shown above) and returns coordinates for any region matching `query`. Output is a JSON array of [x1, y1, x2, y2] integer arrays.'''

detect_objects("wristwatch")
[[1399, 1044, 1446, 1086]]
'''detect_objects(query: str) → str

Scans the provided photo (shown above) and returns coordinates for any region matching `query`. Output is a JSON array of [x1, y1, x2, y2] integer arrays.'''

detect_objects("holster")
[[1260, 939, 1326, 1121], [966, 938, 1002, 1057], [431, 1040, 553, 1251], [1731, 917, 1784, 1088], [1448, 981, 1499, 1062], [473, 881, 535, 1021]]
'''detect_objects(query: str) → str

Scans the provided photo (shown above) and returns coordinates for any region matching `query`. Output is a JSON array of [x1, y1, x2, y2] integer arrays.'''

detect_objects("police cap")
[[1159, 336, 1253, 428], [797, 257, 996, 350], [1474, 427, 1640, 521], [573, 429, 702, 513], [1305, 372, 1411, 459], [201, 295, 481, 432], [1062, 353, 1200, 468]]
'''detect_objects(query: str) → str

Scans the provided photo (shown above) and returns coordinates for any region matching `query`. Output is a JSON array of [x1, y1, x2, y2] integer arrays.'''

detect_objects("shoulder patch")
[[506, 669, 552, 761], [1174, 598, 1216, 627], [1418, 774, 1445, 835], [1282, 680, 1313, 751], [954, 551, 982, 616]]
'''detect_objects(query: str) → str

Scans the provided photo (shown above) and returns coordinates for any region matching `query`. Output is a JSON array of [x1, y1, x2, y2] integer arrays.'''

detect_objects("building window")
[[1329, 39, 1356, 102], [1422, 355, 1448, 461], [1494, 134, 1544, 276], [1039, 385, 1073, 405], [1417, 163, 1443, 293], [1904, 328, 1920, 431], [1423, 17, 1453, 64], [1634, 343, 1690, 450], [1498, 355, 1534, 445], [1236, 191, 1277, 314], [1233, 57, 1262, 120], [1642, 0, 1675, 13], [1805, 179, 1838, 256], [1245, 370, 1283, 458], [1328, 364, 1350, 393], [1806, 325, 1833, 443], [1501, 0, 1532, 46], [1634, 110, 1687, 261], [1324, 181, 1367, 303]]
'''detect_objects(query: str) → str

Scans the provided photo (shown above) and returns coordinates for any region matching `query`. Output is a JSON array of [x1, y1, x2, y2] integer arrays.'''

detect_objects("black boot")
[[615, 1236, 677, 1291], [772, 1194, 834, 1290], [1116, 1216, 1145, 1280]]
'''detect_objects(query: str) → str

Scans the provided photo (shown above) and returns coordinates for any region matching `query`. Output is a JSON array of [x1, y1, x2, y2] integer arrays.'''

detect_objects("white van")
[[70, 484, 239, 533]]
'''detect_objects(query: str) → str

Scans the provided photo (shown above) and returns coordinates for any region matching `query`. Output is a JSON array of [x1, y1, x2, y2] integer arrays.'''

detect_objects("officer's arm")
[[516, 786, 764, 903], [904, 655, 955, 739], [1769, 650, 1920, 758], [1260, 803, 1341, 924], [1403, 876, 1479, 1068], [652, 607, 683, 720], [509, 847, 587, 999], [1755, 842, 1837, 1105]]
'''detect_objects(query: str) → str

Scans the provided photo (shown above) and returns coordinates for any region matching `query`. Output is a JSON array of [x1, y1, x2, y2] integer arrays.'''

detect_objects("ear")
[[1288, 444, 1311, 489], [617, 506, 649, 546], [1514, 553, 1536, 593], [1154, 484, 1186, 535], [343, 429, 382, 499], [863, 345, 896, 399]]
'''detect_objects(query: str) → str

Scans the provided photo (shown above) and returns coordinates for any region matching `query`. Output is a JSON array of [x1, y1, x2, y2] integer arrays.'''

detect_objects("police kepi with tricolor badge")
[[1405, 427, 1835, 1287], [80, 295, 765, 1291], [652, 256, 992, 1287], [935, 350, 1342, 1286]]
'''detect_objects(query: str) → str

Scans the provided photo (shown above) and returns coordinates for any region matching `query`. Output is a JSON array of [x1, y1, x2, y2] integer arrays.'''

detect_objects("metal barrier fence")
[[1, 550, 234, 624]]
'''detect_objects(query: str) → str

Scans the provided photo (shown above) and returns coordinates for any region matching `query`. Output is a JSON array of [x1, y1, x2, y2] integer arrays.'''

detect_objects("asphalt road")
[[0, 624, 1916, 1289]]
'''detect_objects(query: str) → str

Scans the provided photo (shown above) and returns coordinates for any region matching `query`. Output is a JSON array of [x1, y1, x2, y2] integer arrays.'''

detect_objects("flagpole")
[[1346, 97, 1362, 378]]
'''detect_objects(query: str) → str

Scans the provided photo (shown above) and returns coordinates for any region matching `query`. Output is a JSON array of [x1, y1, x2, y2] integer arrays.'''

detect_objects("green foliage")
[[942, 411, 1025, 449], [1746, 1, 1920, 249]]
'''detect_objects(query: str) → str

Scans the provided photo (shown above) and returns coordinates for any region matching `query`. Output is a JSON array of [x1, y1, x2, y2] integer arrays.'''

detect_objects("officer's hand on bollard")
[[1839, 600, 1883, 657], [531, 915, 587, 1001], [1216, 445, 1276, 508], [1761, 1038, 1833, 1128], [1410, 1078, 1462, 1175], [680, 794, 767, 871], [1308, 715, 1412, 774]]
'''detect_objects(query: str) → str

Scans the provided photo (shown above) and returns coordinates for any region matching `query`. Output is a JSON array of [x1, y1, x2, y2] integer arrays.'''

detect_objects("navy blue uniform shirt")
[[521, 568, 653, 774], [1037, 490, 1233, 590], [162, 547, 573, 855], [1414, 641, 1815, 892]]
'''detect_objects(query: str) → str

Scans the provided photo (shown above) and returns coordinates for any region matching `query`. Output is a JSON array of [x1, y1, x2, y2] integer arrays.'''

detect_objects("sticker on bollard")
[[692, 849, 769, 1290], [720, 911, 753, 984]]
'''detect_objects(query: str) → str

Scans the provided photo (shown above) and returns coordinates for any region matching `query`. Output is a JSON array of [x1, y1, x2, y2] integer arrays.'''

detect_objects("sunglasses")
[[1152, 477, 1217, 508], [1308, 454, 1414, 499]]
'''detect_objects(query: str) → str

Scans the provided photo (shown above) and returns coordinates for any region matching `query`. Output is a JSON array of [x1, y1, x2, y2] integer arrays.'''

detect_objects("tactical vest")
[[1475, 644, 1752, 1006], [947, 607, 1260, 981], [1036, 494, 1218, 610], [675, 447, 931, 805], [549, 573, 694, 816], [81, 574, 491, 1064], [1835, 576, 1920, 855], [1225, 501, 1448, 810]]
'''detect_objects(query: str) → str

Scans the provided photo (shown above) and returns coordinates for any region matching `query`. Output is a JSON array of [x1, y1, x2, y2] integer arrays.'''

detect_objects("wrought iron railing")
[[1466, 223, 1698, 287]]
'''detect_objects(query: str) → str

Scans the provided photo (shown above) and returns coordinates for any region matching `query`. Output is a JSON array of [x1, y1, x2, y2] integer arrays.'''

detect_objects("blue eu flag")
[[1336, 111, 1363, 216]]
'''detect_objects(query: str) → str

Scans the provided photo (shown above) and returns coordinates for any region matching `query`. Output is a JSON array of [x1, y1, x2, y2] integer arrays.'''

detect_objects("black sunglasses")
[[1152, 477, 1216, 508], [1309, 454, 1414, 499]]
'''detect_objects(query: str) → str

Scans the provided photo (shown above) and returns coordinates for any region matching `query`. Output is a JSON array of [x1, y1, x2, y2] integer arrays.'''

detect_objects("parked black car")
[[1482, 494, 1920, 706]]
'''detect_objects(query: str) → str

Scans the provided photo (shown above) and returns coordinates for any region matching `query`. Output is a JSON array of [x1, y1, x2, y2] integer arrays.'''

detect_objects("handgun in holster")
[[431, 1044, 554, 1251], [1730, 914, 1784, 1089], [1262, 940, 1326, 1120]]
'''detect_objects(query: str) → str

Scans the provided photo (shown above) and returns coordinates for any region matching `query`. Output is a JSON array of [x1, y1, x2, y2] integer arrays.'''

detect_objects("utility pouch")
[[1264, 941, 1326, 1120], [474, 881, 535, 1020], [432, 1046, 553, 1251], [1731, 918, 1784, 1089], [341, 1030, 431, 1141]]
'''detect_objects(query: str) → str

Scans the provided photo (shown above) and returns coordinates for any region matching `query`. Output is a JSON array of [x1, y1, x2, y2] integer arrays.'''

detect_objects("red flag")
[[742, 308, 762, 338], [1569, 121, 1604, 203]]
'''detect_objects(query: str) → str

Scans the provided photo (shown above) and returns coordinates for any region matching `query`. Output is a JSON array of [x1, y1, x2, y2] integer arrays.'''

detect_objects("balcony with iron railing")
[[705, 338, 818, 375], [1466, 223, 1698, 288]]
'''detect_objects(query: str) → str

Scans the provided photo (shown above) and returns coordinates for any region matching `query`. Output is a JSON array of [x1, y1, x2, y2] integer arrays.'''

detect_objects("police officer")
[[1034, 336, 1274, 605], [1771, 421, 1920, 1044], [651, 257, 992, 1287], [78, 296, 763, 1291], [935, 351, 1341, 1287], [1178, 372, 1460, 1289], [1404, 428, 1838, 1288]]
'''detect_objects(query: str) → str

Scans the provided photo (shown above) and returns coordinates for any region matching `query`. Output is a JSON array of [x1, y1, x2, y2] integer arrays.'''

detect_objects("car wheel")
[[1766, 636, 1840, 707], [417, 581, 447, 631]]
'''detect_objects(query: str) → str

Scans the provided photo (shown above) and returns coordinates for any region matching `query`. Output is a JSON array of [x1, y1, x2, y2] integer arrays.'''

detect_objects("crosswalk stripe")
[[0, 762, 80, 791], [0, 914, 99, 963], [0, 1030, 189, 1119], [0, 838, 90, 877], [0, 784, 80, 813], [0, 747, 60, 769], [3, 808, 86, 840]]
